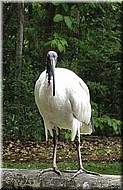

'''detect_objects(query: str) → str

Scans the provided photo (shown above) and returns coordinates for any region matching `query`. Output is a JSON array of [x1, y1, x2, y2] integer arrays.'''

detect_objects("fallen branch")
[[1, 168, 122, 190]]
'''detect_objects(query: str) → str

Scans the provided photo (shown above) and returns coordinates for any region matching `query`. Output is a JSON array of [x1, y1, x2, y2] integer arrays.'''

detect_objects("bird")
[[34, 50, 99, 178]]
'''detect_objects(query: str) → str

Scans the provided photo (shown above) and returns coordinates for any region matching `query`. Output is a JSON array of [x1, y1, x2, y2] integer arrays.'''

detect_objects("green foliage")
[[45, 32, 68, 53], [91, 101, 122, 135], [3, 2, 122, 141], [53, 14, 73, 30], [64, 16, 73, 30], [62, 3, 69, 12], [3, 102, 45, 141], [53, 14, 63, 22], [94, 115, 122, 135]]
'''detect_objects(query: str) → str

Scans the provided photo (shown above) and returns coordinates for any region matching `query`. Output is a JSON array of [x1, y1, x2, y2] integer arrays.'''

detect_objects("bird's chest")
[[40, 93, 65, 115], [41, 96, 59, 113], [39, 87, 71, 124], [39, 83, 57, 111]]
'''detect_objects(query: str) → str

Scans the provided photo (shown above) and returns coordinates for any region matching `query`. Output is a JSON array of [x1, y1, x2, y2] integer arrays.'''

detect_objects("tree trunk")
[[1, 168, 122, 190], [15, 2, 24, 109]]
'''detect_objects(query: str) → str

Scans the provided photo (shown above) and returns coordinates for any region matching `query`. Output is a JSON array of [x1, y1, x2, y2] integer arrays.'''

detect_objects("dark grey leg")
[[71, 131, 100, 179], [39, 128, 61, 176], [52, 129, 61, 175]]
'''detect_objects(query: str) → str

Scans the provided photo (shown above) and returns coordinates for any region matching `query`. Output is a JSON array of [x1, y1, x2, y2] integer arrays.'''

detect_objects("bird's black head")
[[46, 51, 58, 96]]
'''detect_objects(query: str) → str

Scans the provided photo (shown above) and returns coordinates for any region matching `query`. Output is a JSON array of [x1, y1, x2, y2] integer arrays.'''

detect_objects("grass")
[[3, 161, 122, 175]]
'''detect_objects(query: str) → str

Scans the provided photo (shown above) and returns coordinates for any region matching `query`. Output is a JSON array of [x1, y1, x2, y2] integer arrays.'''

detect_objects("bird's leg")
[[39, 128, 61, 176], [71, 131, 100, 179], [52, 129, 61, 175]]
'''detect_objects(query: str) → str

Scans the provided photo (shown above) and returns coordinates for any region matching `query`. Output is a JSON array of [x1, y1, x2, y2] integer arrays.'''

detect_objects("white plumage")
[[35, 67, 92, 140], [34, 51, 97, 178]]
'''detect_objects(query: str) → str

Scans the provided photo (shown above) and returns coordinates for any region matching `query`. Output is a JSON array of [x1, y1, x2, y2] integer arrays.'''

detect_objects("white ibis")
[[34, 51, 99, 178]]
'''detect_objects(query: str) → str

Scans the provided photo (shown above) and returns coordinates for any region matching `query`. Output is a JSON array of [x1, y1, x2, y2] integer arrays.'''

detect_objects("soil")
[[2, 136, 121, 163]]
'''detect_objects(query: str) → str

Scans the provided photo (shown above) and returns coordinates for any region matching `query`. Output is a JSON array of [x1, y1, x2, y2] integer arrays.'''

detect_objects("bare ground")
[[2, 136, 121, 163]]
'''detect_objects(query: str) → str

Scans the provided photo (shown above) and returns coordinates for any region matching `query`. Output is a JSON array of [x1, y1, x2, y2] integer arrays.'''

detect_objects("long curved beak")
[[51, 58, 55, 96]]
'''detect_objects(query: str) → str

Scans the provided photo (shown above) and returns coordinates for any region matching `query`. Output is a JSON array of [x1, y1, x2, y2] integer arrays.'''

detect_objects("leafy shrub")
[[92, 102, 122, 136]]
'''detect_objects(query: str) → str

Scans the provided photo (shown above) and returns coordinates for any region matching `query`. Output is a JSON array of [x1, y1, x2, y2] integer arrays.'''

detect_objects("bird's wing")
[[34, 70, 46, 95], [34, 71, 46, 115], [68, 77, 91, 125], [34, 71, 50, 141]]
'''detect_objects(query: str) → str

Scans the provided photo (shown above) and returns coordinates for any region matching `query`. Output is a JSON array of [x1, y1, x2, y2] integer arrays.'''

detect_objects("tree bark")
[[16, 2, 24, 78], [15, 2, 24, 108], [1, 168, 122, 190]]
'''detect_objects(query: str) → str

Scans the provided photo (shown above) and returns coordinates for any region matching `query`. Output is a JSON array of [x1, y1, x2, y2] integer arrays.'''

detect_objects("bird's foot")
[[38, 167, 62, 177], [71, 168, 100, 179]]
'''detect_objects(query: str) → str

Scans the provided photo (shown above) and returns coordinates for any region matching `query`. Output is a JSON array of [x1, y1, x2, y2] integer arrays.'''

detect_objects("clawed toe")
[[82, 168, 100, 176], [38, 168, 62, 177], [53, 168, 62, 176], [71, 168, 100, 179]]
